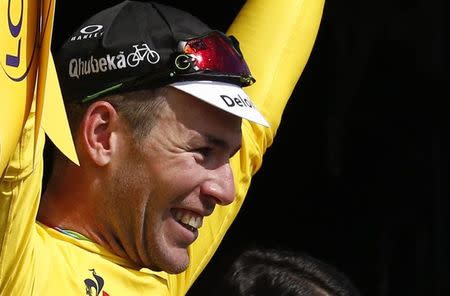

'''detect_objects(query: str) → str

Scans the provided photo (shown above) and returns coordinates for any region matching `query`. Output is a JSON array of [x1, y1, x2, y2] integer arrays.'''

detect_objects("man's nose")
[[200, 163, 236, 206]]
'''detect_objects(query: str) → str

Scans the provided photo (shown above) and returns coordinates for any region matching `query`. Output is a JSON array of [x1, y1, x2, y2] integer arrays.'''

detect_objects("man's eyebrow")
[[204, 134, 228, 149]]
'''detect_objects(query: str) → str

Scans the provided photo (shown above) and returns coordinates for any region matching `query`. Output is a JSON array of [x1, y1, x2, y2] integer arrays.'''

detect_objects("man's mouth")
[[173, 210, 203, 232]]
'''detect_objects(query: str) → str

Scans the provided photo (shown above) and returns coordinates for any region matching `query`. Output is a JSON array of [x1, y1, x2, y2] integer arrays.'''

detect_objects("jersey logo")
[[84, 269, 110, 296]]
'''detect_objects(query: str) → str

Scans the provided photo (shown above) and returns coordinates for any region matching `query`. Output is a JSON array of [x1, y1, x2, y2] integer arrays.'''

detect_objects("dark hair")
[[216, 247, 361, 296], [64, 87, 168, 141]]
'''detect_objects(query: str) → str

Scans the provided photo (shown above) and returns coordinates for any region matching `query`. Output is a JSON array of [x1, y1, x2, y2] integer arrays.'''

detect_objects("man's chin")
[[152, 247, 190, 274], [161, 261, 189, 274]]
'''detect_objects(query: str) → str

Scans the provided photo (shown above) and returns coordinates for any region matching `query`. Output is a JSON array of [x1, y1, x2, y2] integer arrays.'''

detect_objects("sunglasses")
[[82, 31, 254, 103], [172, 30, 255, 87]]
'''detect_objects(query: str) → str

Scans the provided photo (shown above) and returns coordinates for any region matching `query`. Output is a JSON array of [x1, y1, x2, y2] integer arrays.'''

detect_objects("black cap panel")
[[54, 0, 213, 101]]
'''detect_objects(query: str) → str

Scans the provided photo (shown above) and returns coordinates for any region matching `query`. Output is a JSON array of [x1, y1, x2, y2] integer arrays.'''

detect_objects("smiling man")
[[42, 0, 268, 273], [39, 86, 245, 274]]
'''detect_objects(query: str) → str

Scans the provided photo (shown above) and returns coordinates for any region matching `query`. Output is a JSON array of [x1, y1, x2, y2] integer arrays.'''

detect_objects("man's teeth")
[[175, 211, 203, 229]]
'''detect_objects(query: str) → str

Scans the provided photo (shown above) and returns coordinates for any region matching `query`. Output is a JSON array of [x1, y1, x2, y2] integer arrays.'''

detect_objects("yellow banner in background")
[[38, 0, 79, 166], [0, 0, 78, 176], [0, 0, 39, 174]]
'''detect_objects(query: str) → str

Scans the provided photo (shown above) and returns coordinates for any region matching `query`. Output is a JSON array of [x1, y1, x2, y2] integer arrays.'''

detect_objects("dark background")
[[52, 1, 449, 295]]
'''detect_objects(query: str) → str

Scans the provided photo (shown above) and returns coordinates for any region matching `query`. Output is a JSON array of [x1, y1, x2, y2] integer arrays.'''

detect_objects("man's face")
[[107, 87, 242, 273]]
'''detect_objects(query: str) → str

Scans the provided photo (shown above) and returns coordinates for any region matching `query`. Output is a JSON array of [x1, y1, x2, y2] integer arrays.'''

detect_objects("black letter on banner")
[[6, 0, 23, 67]]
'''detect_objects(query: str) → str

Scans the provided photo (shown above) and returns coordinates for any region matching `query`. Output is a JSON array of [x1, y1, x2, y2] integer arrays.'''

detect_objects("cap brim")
[[170, 81, 269, 127]]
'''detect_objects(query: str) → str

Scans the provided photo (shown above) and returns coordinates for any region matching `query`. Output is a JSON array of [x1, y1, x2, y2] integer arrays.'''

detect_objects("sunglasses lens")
[[182, 32, 254, 85]]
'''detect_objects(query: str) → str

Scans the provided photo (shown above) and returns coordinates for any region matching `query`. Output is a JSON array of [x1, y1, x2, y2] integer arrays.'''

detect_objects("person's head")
[[217, 247, 361, 296], [45, 0, 269, 274]]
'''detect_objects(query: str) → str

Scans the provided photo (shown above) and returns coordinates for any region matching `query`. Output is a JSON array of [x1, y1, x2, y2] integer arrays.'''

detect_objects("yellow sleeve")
[[0, 105, 45, 291], [169, 0, 325, 295]]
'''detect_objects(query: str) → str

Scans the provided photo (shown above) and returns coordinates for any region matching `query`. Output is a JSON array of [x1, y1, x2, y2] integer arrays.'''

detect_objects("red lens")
[[181, 31, 254, 85]]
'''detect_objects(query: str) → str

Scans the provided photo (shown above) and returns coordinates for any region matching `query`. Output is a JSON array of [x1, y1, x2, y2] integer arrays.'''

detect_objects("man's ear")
[[80, 101, 120, 166]]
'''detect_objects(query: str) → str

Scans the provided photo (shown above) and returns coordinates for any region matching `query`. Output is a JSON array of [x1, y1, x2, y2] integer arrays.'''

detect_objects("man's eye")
[[194, 147, 213, 157]]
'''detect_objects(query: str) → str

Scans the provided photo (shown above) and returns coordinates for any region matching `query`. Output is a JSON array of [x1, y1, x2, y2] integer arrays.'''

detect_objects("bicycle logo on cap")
[[127, 43, 160, 67]]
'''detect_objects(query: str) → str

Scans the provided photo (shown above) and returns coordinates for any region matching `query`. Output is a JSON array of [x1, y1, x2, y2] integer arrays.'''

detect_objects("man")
[[0, 0, 323, 295]]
